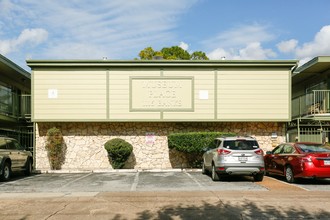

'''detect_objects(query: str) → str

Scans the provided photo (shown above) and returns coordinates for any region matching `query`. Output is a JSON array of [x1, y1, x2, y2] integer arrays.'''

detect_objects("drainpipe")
[[297, 118, 300, 142]]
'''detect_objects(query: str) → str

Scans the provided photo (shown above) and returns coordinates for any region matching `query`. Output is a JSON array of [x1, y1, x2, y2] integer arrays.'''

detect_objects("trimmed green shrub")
[[168, 132, 235, 153], [104, 138, 133, 169], [46, 127, 65, 170], [168, 132, 235, 168]]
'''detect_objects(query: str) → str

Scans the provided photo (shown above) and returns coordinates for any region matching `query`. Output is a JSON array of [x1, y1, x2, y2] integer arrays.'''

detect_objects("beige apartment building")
[[27, 60, 297, 171]]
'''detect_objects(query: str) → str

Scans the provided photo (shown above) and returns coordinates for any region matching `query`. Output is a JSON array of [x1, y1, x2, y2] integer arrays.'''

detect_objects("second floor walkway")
[[292, 90, 330, 119]]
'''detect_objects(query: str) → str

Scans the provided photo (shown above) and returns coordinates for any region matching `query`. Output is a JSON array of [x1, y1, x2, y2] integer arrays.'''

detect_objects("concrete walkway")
[[0, 190, 329, 219], [0, 174, 329, 219]]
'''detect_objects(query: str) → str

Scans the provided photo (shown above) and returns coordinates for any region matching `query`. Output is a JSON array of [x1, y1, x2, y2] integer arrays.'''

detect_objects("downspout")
[[319, 120, 323, 144], [297, 118, 300, 142]]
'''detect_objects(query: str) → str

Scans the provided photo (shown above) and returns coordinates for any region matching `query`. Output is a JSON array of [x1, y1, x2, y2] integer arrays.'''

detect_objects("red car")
[[264, 142, 330, 183]]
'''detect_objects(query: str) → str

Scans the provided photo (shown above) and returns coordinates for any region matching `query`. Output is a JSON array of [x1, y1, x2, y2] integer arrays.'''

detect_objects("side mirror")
[[266, 151, 272, 155]]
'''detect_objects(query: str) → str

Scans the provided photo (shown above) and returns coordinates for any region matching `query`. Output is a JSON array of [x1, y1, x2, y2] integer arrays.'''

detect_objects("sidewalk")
[[0, 176, 329, 219], [0, 190, 329, 219]]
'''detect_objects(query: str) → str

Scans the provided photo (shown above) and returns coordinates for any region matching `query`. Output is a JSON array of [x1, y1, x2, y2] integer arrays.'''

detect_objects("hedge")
[[168, 132, 236, 153]]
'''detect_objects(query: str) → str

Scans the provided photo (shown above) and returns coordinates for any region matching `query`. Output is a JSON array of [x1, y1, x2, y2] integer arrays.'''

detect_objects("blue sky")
[[1, 0, 330, 70]]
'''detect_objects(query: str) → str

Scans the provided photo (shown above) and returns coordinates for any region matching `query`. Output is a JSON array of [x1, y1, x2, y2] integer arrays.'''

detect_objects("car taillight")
[[217, 149, 231, 155], [301, 157, 312, 163], [254, 149, 264, 155], [301, 156, 313, 168]]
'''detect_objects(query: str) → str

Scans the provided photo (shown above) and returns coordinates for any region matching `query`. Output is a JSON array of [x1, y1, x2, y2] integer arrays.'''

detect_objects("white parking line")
[[130, 171, 140, 191], [60, 173, 93, 188], [184, 172, 205, 190]]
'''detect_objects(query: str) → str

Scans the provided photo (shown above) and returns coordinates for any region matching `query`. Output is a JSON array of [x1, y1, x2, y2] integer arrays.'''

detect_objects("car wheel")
[[211, 164, 220, 181], [1, 162, 11, 181], [24, 159, 32, 176], [285, 166, 295, 183], [253, 173, 264, 182]]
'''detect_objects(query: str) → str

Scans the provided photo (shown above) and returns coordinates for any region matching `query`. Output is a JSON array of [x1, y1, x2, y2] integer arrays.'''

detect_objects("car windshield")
[[223, 140, 259, 150], [297, 144, 330, 153]]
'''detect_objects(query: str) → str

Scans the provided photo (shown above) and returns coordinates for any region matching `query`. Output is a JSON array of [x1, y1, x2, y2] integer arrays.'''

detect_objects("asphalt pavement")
[[0, 170, 329, 193]]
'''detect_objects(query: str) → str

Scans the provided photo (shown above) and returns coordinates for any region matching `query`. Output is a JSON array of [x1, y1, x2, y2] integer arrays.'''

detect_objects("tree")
[[190, 51, 209, 60], [138, 47, 155, 60], [161, 46, 191, 60], [138, 46, 209, 60]]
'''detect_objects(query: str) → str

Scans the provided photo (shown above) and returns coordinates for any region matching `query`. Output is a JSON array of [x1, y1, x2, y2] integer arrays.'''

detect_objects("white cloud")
[[207, 48, 230, 60], [0, 0, 198, 60], [295, 25, 330, 59], [0, 28, 48, 55], [273, 25, 330, 65], [179, 41, 189, 51], [208, 42, 276, 60], [235, 42, 276, 60], [204, 24, 275, 49], [277, 39, 298, 53], [17, 29, 48, 46], [205, 24, 277, 60]]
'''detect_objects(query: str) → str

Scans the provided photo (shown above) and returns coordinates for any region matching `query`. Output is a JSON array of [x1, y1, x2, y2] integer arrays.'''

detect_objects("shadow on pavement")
[[0, 172, 40, 184], [131, 201, 330, 220]]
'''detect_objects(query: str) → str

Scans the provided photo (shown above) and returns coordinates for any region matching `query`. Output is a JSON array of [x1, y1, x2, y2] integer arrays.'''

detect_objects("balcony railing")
[[292, 90, 330, 119]]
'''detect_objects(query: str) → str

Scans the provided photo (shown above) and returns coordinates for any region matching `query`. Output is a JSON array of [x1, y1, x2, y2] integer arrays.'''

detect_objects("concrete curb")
[[33, 168, 202, 174]]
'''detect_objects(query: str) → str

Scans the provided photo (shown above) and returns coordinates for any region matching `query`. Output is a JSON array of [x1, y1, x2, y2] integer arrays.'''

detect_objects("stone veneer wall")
[[35, 122, 285, 171]]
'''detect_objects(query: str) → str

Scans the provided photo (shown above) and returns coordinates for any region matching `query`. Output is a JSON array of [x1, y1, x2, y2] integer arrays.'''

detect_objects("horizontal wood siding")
[[217, 69, 290, 121], [32, 64, 293, 122], [33, 70, 107, 120]]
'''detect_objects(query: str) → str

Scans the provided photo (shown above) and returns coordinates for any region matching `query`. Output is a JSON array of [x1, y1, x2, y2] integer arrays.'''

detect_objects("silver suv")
[[0, 136, 33, 181], [202, 136, 265, 181]]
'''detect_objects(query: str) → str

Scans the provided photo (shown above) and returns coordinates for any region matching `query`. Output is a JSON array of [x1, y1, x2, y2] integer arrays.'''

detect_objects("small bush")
[[104, 138, 133, 169], [168, 132, 236, 168], [46, 127, 65, 170]]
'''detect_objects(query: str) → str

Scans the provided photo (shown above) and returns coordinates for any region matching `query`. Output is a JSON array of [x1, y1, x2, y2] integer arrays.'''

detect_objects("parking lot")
[[0, 171, 329, 194]]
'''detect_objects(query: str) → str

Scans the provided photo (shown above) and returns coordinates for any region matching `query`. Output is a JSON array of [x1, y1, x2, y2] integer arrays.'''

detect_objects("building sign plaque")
[[130, 77, 194, 111], [48, 89, 58, 99]]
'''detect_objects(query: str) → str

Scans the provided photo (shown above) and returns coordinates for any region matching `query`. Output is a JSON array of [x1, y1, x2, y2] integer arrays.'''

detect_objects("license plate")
[[324, 160, 330, 165], [238, 157, 248, 162]]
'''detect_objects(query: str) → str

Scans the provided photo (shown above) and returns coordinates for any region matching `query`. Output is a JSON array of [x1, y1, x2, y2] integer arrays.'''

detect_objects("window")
[[0, 85, 18, 117], [213, 139, 222, 148], [6, 139, 16, 149], [0, 139, 6, 149], [273, 145, 283, 154], [223, 140, 259, 150], [6, 139, 22, 150], [0, 85, 12, 114], [297, 144, 330, 153], [283, 145, 295, 154]]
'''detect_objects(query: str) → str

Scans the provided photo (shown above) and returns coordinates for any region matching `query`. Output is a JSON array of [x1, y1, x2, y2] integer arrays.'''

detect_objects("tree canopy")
[[138, 46, 209, 60]]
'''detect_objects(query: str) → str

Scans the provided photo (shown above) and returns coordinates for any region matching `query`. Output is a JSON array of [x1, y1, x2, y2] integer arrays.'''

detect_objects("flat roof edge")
[[26, 59, 298, 68], [1, 54, 31, 78], [294, 56, 330, 74]]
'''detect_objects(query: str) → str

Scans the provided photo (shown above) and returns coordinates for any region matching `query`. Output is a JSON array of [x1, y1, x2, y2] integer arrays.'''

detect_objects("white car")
[[202, 136, 265, 181]]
